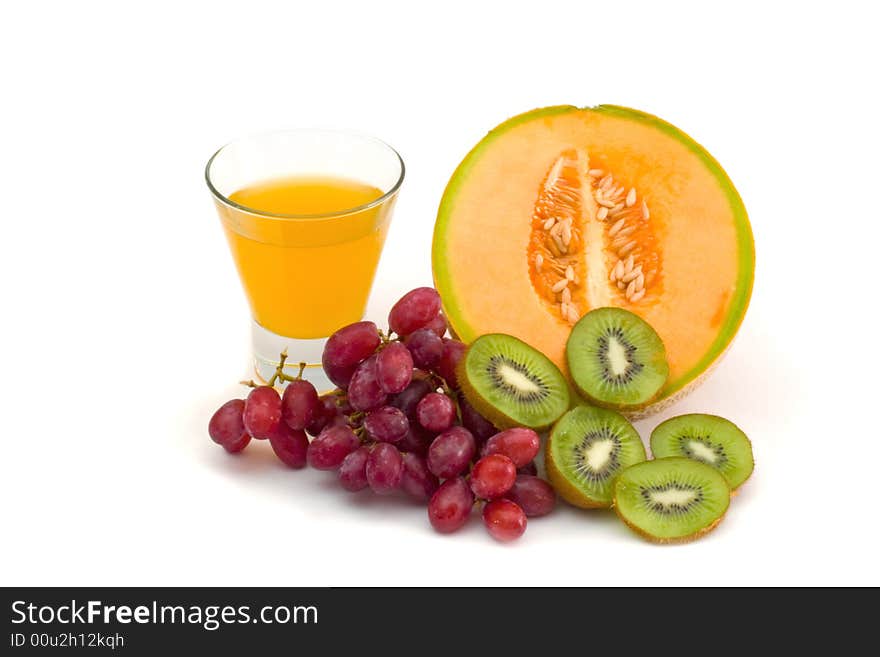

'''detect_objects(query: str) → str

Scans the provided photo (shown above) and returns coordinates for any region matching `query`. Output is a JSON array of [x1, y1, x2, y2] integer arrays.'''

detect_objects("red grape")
[[390, 376, 433, 421], [428, 477, 474, 534], [388, 287, 441, 336], [366, 443, 404, 494], [416, 392, 456, 433], [322, 321, 381, 388], [427, 426, 476, 478], [435, 339, 467, 388], [323, 361, 358, 391], [505, 475, 556, 517], [482, 499, 527, 542], [243, 386, 282, 439], [281, 379, 319, 431], [470, 454, 516, 499], [338, 446, 370, 492], [517, 462, 538, 477], [404, 328, 444, 369], [222, 432, 251, 453], [269, 423, 309, 468], [348, 355, 388, 412], [209, 399, 248, 449], [306, 394, 341, 436], [396, 426, 433, 456], [400, 452, 439, 501], [482, 428, 541, 468], [363, 406, 409, 443], [307, 425, 359, 470], [375, 342, 414, 394], [327, 414, 353, 430], [459, 396, 497, 443], [424, 313, 448, 338]]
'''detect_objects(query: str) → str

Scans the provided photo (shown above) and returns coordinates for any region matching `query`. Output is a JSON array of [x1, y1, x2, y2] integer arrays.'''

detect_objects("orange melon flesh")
[[432, 106, 754, 414]]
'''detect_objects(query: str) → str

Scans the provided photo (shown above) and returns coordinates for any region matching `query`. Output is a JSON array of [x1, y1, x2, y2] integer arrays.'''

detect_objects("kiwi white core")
[[687, 440, 719, 464], [606, 336, 630, 377], [583, 438, 615, 472], [649, 487, 697, 508], [497, 363, 541, 394]]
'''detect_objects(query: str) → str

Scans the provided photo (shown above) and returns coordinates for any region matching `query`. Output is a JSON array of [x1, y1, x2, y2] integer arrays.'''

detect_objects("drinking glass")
[[205, 130, 404, 390]]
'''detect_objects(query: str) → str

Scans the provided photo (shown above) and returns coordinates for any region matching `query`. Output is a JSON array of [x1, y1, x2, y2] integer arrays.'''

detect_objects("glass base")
[[251, 320, 334, 393]]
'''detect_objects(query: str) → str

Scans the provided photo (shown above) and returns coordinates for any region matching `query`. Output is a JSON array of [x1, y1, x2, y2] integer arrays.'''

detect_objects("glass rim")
[[204, 128, 405, 221]]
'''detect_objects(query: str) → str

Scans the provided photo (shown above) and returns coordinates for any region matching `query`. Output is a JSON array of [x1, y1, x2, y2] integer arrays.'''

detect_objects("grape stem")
[[378, 329, 397, 345], [239, 351, 315, 389]]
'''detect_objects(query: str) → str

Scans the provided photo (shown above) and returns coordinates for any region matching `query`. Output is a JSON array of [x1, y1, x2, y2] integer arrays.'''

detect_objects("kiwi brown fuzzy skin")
[[545, 438, 610, 509], [612, 504, 728, 544]]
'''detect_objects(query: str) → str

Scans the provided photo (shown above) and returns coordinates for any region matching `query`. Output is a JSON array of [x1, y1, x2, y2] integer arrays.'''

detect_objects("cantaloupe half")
[[432, 105, 754, 417]]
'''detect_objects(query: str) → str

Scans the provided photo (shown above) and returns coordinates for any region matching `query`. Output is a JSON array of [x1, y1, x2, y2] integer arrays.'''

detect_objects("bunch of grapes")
[[208, 287, 556, 542]]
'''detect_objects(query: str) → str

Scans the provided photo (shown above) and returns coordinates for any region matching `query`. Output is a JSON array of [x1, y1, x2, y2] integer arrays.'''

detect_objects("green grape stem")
[[240, 350, 320, 389]]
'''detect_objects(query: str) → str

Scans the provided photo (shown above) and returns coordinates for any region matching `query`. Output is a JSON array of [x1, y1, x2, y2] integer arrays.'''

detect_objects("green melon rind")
[[433, 106, 576, 345], [594, 105, 755, 400], [432, 104, 755, 412]]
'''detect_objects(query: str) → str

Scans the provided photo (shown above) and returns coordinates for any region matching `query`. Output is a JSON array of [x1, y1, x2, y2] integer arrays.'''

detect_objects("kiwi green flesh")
[[650, 414, 754, 489], [549, 405, 646, 505], [566, 307, 669, 409], [613, 457, 730, 541], [460, 333, 570, 429]]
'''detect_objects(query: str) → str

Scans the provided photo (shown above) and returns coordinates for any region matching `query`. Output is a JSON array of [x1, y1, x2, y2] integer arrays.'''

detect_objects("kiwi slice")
[[566, 307, 669, 411], [545, 405, 646, 508], [457, 333, 569, 430], [650, 414, 754, 490], [613, 457, 730, 543]]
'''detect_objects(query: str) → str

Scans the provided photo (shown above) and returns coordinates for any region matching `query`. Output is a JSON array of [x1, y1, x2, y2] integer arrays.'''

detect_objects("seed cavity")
[[551, 278, 569, 293], [573, 428, 622, 483], [640, 483, 703, 515], [588, 173, 660, 305], [530, 150, 584, 324], [621, 265, 642, 284], [679, 436, 728, 467], [618, 240, 637, 256], [598, 326, 643, 385], [488, 355, 548, 404], [532, 154, 661, 317]]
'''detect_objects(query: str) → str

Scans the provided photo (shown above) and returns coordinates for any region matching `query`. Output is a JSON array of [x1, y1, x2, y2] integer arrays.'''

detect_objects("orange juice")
[[218, 176, 392, 339]]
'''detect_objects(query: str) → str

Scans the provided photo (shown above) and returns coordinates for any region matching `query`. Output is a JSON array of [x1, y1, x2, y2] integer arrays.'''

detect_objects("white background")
[[1, 0, 878, 587]]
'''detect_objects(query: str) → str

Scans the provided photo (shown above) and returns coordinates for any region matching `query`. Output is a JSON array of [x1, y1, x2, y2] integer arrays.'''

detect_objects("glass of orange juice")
[[205, 130, 404, 389]]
